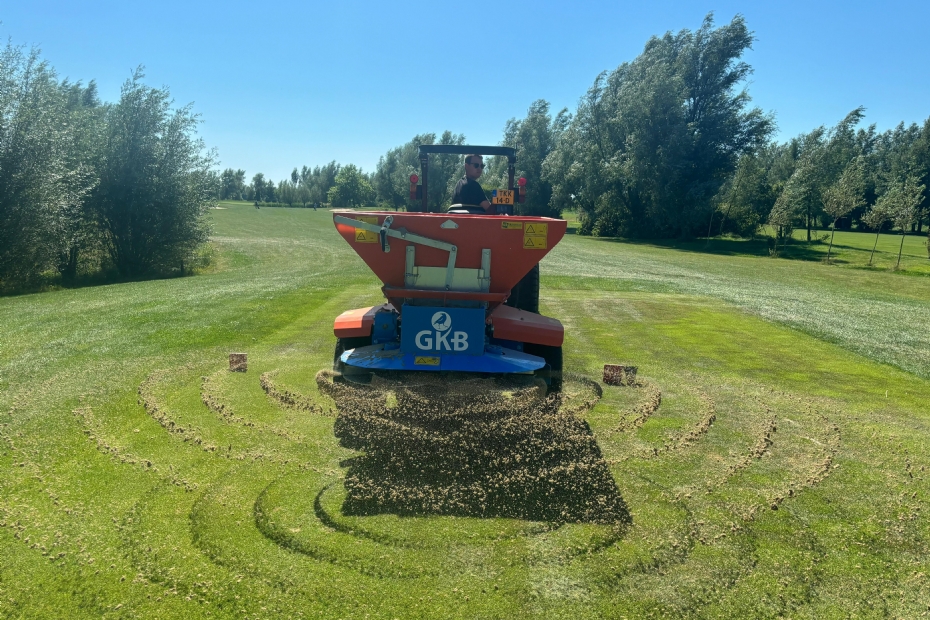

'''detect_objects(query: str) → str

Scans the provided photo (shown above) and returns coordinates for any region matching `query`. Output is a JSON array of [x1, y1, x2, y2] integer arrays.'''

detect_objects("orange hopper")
[[332, 210, 566, 305]]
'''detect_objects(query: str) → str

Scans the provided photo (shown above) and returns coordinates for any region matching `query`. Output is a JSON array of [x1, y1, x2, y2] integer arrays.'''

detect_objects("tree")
[[822, 157, 865, 261], [373, 145, 409, 210], [220, 168, 246, 200], [327, 164, 374, 207], [712, 147, 779, 237], [430, 131, 466, 210], [53, 79, 105, 281], [0, 43, 95, 289], [373, 133, 448, 211], [861, 201, 891, 266], [756, 110, 869, 242], [500, 100, 569, 217], [545, 14, 772, 238], [767, 173, 804, 255], [251, 173, 267, 202], [89, 68, 214, 277], [296, 182, 310, 207], [881, 176, 927, 269], [277, 179, 296, 205]]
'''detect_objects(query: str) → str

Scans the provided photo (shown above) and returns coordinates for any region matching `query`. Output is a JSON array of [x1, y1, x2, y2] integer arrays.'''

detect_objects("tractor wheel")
[[333, 336, 372, 378], [524, 343, 562, 393], [506, 263, 540, 314]]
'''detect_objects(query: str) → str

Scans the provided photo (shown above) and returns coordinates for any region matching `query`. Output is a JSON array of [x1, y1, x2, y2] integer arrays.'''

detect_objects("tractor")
[[331, 145, 566, 391]]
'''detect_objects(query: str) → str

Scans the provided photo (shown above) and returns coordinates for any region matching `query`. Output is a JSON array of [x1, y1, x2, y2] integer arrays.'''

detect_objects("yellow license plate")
[[492, 190, 514, 205]]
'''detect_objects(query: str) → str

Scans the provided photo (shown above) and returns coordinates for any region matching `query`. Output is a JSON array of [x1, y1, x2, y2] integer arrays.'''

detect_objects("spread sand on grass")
[[318, 371, 631, 525]]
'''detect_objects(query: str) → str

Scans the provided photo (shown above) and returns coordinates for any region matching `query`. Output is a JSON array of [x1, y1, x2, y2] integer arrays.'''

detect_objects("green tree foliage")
[[545, 14, 772, 238], [431, 131, 466, 210], [767, 173, 805, 254], [822, 157, 866, 260], [286, 162, 340, 208], [52, 79, 105, 281], [373, 132, 465, 211], [251, 173, 267, 202], [740, 109, 884, 241], [881, 176, 927, 268], [872, 118, 930, 233], [497, 100, 569, 217], [713, 147, 779, 237], [862, 200, 892, 266], [220, 168, 246, 200], [89, 69, 215, 277], [0, 43, 97, 290], [373, 134, 433, 210], [328, 164, 375, 207]]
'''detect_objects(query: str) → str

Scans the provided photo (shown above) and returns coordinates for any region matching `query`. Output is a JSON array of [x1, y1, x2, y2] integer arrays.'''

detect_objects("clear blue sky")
[[3, 1, 928, 181]]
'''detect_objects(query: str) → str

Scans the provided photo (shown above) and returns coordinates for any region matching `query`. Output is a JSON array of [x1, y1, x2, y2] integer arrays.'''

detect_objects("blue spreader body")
[[342, 303, 546, 373]]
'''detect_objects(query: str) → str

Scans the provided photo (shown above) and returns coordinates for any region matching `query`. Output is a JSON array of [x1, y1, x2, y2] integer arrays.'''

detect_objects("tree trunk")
[[869, 226, 882, 266], [827, 221, 837, 262], [806, 210, 811, 241], [59, 245, 79, 282], [896, 233, 906, 269], [718, 204, 733, 236]]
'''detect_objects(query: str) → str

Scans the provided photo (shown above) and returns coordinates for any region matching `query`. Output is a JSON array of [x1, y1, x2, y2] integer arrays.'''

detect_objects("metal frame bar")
[[416, 145, 518, 213], [335, 214, 459, 289]]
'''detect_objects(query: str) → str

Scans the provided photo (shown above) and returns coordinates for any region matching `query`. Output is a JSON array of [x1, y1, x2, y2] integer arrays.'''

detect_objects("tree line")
[[252, 14, 928, 257], [6, 13, 927, 294], [373, 16, 925, 253], [219, 162, 375, 208], [0, 42, 214, 292]]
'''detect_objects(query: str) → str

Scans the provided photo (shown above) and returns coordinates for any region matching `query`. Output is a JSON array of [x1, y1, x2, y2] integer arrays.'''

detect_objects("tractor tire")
[[524, 343, 562, 393], [333, 336, 372, 377], [506, 263, 540, 314]]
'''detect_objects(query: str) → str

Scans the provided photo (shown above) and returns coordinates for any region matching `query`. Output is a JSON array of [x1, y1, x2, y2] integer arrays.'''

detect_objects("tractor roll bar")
[[415, 145, 517, 213]]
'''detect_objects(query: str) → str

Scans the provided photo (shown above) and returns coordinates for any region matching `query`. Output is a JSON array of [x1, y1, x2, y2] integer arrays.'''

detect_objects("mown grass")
[[1, 203, 928, 618]]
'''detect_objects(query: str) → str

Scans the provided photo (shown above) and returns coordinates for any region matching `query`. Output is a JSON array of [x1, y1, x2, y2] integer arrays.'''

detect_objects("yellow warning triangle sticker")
[[525, 224, 536, 234], [524, 237, 535, 247], [355, 231, 367, 241]]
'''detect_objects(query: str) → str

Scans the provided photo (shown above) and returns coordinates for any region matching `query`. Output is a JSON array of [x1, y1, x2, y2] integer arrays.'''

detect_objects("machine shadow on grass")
[[594, 235, 824, 261], [317, 370, 631, 526]]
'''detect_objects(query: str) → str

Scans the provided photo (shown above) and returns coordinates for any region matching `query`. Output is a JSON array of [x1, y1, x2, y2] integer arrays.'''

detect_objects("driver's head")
[[464, 154, 484, 180]]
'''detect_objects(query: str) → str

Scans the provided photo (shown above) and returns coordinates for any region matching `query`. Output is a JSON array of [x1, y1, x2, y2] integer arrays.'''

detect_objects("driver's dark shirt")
[[452, 176, 488, 207]]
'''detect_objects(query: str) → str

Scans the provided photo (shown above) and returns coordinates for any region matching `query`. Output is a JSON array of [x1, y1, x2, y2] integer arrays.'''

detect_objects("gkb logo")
[[431, 311, 450, 331], [416, 311, 469, 351]]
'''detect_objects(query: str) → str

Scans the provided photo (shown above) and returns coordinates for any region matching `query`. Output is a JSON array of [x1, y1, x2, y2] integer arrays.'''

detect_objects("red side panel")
[[334, 304, 393, 338], [489, 305, 564, 347]]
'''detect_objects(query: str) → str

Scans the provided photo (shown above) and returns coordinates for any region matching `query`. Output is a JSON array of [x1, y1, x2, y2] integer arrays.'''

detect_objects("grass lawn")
[[1, 202, 928, 618]]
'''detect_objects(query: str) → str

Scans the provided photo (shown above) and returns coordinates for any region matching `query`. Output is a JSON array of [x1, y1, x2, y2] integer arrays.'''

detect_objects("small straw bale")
[[604, 364, 637, 386], [229, 353, 248, 373]]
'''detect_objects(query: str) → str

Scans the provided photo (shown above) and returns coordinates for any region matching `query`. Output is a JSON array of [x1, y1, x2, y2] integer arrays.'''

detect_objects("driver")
[[452, 154, 493, 213]]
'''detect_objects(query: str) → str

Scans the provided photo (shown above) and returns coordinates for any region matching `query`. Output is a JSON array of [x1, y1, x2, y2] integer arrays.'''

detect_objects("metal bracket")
[[335, 214, 459, 289], [445, 246, 457, 290], [479, 249, 491, 291], [405, 246, 417, 287], [379, 215, 393, 252]]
